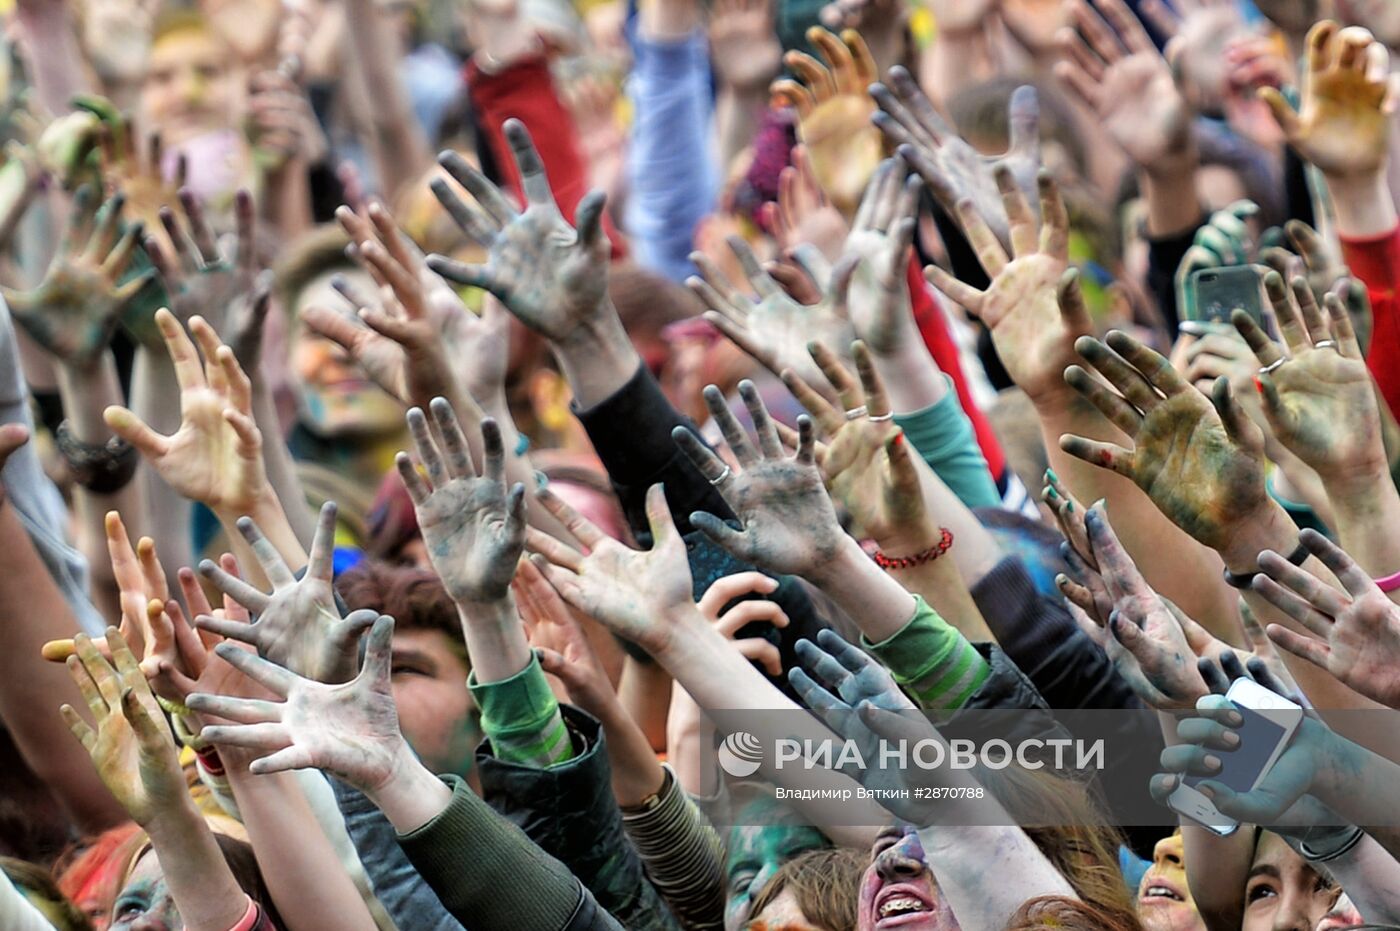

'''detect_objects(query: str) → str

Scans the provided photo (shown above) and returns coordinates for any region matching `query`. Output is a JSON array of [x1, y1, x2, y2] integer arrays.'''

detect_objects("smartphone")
[[1188, 266, 1266, 328], [1168, 678, 1303, 836]]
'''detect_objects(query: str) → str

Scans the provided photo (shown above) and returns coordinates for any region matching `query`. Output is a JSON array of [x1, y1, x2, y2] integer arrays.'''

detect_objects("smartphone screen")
[[1184, 706, 1288, 794]]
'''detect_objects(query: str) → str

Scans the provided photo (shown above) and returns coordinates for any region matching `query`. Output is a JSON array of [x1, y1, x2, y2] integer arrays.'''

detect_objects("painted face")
[[141, 27, 240, 146], [856, 825, 957, 931], [747, 888, 820, 931], [1242, 833, 1340, 931], [391, 628, 480, 778], [1137, 832, 1206, 931], [110, 851, 182, 931], [290, 269, 406, 439], [725, 801, 829, 931]]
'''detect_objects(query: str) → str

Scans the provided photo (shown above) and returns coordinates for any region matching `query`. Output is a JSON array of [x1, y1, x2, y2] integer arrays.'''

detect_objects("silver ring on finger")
[[1259, 357, 1288, 375], [1313, 339, 1338, 352], [867, 412, 894, 423], [708, 464, 732, 486], [844, 406, 868, 421]]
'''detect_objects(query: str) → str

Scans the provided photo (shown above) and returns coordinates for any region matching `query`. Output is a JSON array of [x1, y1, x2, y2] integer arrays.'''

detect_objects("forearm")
[[455, 593, 532, 684], [131, 350, 193, 578], [1140, 155, 1202, 240], [1327, 169, 1399, 240], [715, 87, 767, 178], [592, 697, 666, 808], [342, 0, 432, 199], [259, 162, 315, 244], [1325, 473, 1400, 581], [808, 535, 924, 644], [552, 307, 642, 410], [13, 4, 90, 118], [873, 339, 948, 419], [250, 380, 316, 548], [143, 803, 253, 931], [54, 357, 143, 614], [916, 824, 1077, 930], [620, 655, 671, 753], [0, 498, 125, 829], [1316, 833, 1400, 925], [224, 757, 379, 931], [918, 26, 997, 111], [214, 487, 309, 577]]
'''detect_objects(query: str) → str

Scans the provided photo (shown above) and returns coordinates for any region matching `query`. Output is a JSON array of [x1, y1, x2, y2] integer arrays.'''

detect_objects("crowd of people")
[[3, 0, 1400, 928]]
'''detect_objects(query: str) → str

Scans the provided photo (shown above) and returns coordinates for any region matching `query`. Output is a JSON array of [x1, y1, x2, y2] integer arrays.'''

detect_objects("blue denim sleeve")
[[330, 777, 465, 931], [623, 27, 718, 281]]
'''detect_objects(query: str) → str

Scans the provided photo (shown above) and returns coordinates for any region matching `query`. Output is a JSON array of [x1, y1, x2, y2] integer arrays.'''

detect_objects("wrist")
[[1221, 502, 1299, 574], [1326, 169, 1397, 239], [871, 340, 947, 411], [553, 308, 642, 408], [363, 739, 453, 833], [214, 484, 283, 530]]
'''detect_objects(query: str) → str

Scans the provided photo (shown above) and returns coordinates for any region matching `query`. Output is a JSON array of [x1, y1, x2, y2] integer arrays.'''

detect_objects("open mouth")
[[874, 884, 936, 927], [1139, 877, 1186, 904]]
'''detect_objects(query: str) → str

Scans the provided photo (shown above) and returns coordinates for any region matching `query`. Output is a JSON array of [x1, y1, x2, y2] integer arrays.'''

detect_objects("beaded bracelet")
[[873, 528, 954, 571]]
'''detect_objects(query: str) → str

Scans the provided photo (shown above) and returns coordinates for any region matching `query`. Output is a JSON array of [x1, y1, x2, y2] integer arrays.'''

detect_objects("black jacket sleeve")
[[1146, 214, 1208, 337]]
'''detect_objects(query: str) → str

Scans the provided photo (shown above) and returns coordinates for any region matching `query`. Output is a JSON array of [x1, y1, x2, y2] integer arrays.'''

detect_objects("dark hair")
[[0, 856, 93, 931], [337, 559, 468, 663], [747, 847, 865, 931]]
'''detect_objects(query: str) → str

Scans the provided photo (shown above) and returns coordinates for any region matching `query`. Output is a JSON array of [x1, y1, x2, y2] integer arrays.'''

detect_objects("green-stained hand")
[[5, 185, 151, 368]]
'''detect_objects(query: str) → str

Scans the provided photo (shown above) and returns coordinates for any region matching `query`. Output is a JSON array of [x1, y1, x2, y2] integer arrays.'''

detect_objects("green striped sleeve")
[[469, 654, 575, 768], [862, 595, 990, 711]]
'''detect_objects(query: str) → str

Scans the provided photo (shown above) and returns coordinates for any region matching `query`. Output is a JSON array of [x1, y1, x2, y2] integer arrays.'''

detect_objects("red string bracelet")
[[873, 528, 954, 570]]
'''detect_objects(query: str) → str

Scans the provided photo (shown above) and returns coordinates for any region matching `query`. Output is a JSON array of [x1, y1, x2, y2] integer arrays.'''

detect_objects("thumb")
[[104, 406, 170, 459], [883, 430, 919, 498], [1257, 87, 1301, 139]]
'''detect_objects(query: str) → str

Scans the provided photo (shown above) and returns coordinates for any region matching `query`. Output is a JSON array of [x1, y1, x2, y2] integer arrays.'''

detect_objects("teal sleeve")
[[862, 595, 990, 711], [892, 379, 1002, 510], [469, 654, 574, 767], [1265, 471, 1331, 538]]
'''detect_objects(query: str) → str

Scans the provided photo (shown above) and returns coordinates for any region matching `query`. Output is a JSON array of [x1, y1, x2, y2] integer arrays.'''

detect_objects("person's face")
[[1242, 833, 1340, 931], [856, 825, 958, 931], [290, 269, 406, 439], [110, 851, 182, 931], [81, 0, 155, 82], [725, 813, 829, 931], [390, 628, 480, 778], [141, 28, 239, 144], [1138, 832, 1206, 931]]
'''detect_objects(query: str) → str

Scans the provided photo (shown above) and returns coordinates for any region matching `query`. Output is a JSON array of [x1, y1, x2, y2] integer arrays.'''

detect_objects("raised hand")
[[764, 144, 849, 262], [924, 168, 1082, 404], [688, 234, 856, 385], [4, 185, 150, 368], [1231, 273, 1383, 485], [425, 120, 610, 345], [1261, 220, 1370, 338], [247, 68, 328, 172], [770, 27, 881, 214], [1056, 0, 1192, 172], [189, 615, 408, 792], [871, 68, 1039, 251], [104, 309, 267, 516], [396, 399, 525, 604], [1260, 22, 1399, 181], [1061, 330, 1274, 560], [782, 342, 926, 547], [696, 572, 790, 676], [196, 503, 375, 684], [1173, 200, 1259, 323], [61, 628, 182, 827], [839, 159, 920, 356], [673, 381, 847, 578], [526, 483, 694, 656], [1253, 529, 1400, 709], [708, 0, 782, 91], [1138, 0, 1245, 113], [137, 189, 258, 347]]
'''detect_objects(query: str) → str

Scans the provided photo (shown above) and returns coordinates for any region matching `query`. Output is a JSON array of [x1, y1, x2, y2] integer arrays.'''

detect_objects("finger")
[[1323, 289, 1361, 358], [1297, 527, 1375, 598], [212, 642, 297, 695], [997, 163, 1037, 259], [198, 558, 271, 614], [236, 516, 295, 588], [428, 178, 499, 246], [785, 51, 837, 99], [738, 380, 784, 459], [306, 502, 338, 582], [187, 316, 229, 397], [734, 637, 784, 677], [771, 80, 816, 118], [643, 482, 682, 549], [923, 263, 985, 315], [135, 537, 169, 602], [852, 341, 891, 420], [1291, 277, 1330, 345], [186, 693, 284, 724], [1210, 376, 1259, 450], [1059, 433, 1135, 478], [781, 368, 843, 436], [395, 451, 430, 506], [953, 198, 1009, 278], [704, 384, 758, 466], [1253, 560, 1345, 628], [672, 424, 732, 487], [406, 406, 448, 489], [698, 571, 779, 619], [438, 150, 516, 225], [535, 485, 606, 548], [1105, 329, 1191, 398], [524, 527, 585, 573], [61, 704, 96, 752], [690, 511, 749, 558], [574, 189, 608, 253], [504, 119, 555, 208], [808, 341, 862, 414], [727, 236, 783, 300], [1075, 335, 1163, 411], [1264, 623, 1331, 671], [67, 655, 108, 719], [1258, 86, 1301, 142], [843, 29, 877, 87], [1063, 365, 1142, 435], [155, 308, 206, 392], [1231, 307, 1285, 367]]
